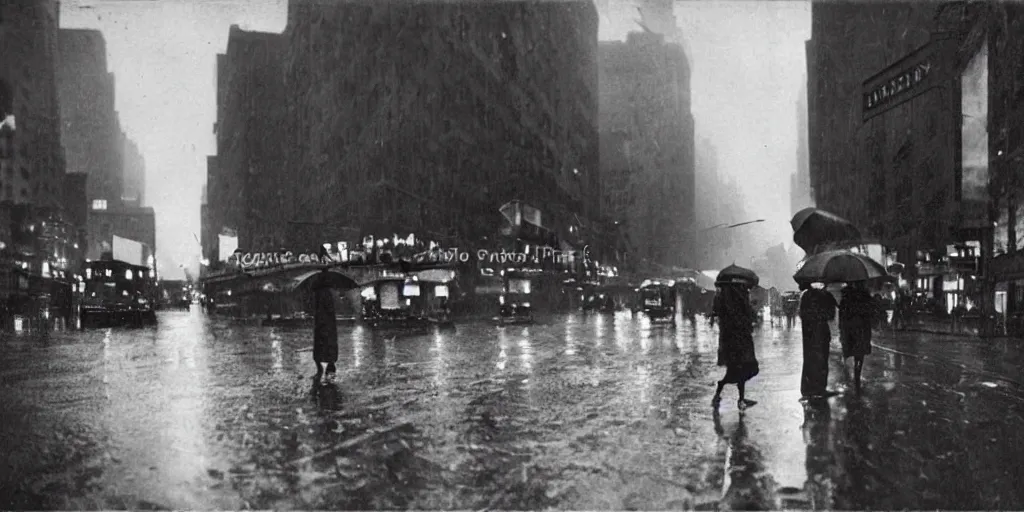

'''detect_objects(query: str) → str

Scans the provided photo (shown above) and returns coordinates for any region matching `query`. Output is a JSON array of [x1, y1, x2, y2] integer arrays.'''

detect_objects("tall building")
[[122, 136, 145, 207], [1, 0, 76, 325], [279, 0, 600, 254], [599, 31, 696, 270], [57, 28, 123, 208], [208, 27, 286, 256], [791, 80, 813, 215], [807, 2, 1023, 320], [0, 0, 64, 208]]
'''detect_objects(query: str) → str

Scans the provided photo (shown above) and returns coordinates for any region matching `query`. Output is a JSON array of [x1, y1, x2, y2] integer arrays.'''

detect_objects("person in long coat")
[[839, 280, 876, 392], [798, 282, 838, 398], [312, 269, 339, 382], [711, 283, 760, 409]]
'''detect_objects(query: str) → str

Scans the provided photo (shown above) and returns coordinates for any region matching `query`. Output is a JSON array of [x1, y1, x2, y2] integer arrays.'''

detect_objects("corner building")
[[807, 2, 1021, 321], [281, 0, 600, 254], [598, 31, 695, 271]]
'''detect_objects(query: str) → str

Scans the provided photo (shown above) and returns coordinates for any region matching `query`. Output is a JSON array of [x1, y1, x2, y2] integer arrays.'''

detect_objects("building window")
[[92, 199, 107, 210]]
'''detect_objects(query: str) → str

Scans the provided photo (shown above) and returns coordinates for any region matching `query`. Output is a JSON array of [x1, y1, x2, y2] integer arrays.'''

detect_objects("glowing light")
[[125, 270, 133, 280]]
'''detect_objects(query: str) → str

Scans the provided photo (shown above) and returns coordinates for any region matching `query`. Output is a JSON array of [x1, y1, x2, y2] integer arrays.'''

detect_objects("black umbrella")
[[793, 249, 887, 285], [790, 207, 861, 254], [716, 264, 759, 287], [294, 269, 360, 291]]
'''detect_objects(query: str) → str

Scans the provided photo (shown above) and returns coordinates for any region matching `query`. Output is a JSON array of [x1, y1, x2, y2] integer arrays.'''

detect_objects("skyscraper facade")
[[598, 31, 696, 270]]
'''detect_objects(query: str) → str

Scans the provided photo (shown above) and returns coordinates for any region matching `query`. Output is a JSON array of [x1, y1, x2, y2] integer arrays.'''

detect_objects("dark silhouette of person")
[[312, 268, 339, 382], [711, 283, 759, 409], [839, 281, 876, 392], [799, 282, 838, 399]]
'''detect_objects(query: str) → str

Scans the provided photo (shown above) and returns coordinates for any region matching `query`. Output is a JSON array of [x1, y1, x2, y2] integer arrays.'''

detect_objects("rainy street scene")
[[3, 0, 1024, 510]]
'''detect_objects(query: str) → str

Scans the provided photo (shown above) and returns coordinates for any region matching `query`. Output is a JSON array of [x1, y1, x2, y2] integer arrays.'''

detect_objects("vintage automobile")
[[80, 259, 158, 327], [498, 272, 534, 325], [635, 279, 677, 324], [582, 290, 618, 313]]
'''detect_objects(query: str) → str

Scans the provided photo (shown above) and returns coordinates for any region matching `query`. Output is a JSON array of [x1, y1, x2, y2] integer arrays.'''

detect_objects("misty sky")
[[62, 0, 809, 280]]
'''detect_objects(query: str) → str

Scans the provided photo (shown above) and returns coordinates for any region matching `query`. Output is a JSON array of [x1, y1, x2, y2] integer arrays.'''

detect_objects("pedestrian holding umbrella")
[[711, 264, 760, 410], [798, 281, 838, 399], [839, 281, 877, 393]]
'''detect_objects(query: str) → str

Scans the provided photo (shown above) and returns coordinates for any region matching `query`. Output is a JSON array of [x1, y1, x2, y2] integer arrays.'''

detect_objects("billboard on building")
[[960, 41, 989, 227], [218, 234, 238, 262], [113, 235, 144, 266]]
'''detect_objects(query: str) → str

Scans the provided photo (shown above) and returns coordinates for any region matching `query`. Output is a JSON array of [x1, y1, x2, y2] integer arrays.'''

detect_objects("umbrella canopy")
[[289, 269, 359, 292], [715, 264, 759, 287], [790, 207, 862, 254], [793, 249, 887, 285]]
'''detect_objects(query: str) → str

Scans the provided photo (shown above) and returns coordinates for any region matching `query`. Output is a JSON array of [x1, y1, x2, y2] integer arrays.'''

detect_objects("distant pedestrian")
[[798, 282, 838, 399], [839, 281, 876, 392], [312, 268, 339, 383], [711, 283, 759, 409]]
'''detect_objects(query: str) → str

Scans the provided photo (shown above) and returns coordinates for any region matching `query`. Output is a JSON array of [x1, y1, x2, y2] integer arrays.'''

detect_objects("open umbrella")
[[793, 249, 887, 285], [289, 269, 359, 292], [716, 264, 759, 287], [790, 207, 861, 254]]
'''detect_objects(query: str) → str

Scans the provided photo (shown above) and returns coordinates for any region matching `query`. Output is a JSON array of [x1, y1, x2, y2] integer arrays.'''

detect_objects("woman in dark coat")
[[711, 283, 760, 409], [312, 269, 339, 382], [839, 281, 876, 391], [798, 282, 838, 398]]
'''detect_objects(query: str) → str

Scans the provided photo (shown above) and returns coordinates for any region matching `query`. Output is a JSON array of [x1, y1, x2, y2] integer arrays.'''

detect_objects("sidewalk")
[[721, 323, 1024, 509]]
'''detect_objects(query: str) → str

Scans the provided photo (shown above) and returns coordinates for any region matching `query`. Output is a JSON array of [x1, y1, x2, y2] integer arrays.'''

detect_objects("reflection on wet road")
[[1, 310, 1023, 509]]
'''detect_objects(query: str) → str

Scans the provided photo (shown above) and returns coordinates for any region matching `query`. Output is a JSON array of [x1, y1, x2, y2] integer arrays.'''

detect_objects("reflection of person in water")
[[802, 400, 835, 509], [713, 409, 773, 509], [311, 377, 343, 411]]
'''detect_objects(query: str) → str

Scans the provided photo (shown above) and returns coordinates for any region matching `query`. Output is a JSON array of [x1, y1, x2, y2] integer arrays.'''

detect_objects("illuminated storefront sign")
[[233, 251, 342, 269]]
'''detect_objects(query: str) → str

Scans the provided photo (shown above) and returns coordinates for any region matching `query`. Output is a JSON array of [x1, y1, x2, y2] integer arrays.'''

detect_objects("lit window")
[[92, 199, 107, 210], [125, 270, 133, 280]]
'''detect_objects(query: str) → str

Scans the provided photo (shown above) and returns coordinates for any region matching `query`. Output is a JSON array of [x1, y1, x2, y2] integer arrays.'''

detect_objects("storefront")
[[858, 20, 993, 318]]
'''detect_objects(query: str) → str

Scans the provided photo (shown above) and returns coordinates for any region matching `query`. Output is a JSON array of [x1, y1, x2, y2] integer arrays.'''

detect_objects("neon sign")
[[232, 251, 343, 269]]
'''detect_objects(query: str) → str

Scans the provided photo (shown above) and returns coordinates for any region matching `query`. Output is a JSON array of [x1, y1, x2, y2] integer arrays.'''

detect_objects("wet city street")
[[2, 310, 1023, 510]]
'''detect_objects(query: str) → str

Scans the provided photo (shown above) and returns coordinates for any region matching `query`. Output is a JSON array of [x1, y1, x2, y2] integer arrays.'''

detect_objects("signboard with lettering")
[[231, 251, 341, 270], [861, 35, 952, 121]]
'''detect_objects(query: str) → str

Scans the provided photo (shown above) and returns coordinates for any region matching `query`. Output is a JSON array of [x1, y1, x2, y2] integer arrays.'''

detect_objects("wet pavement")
[[1, 310, 1023, 510]]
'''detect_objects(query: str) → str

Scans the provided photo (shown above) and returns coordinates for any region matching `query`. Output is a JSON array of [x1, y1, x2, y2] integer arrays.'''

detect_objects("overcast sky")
[[61, 0, 809, 280]]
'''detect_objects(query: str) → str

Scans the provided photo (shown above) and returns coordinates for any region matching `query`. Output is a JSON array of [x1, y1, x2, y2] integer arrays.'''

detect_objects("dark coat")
[[713, 285, 758, 367], [799, 288, 837, 324], [839, 287, 875, 358], [312, 272, 339, 363]]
